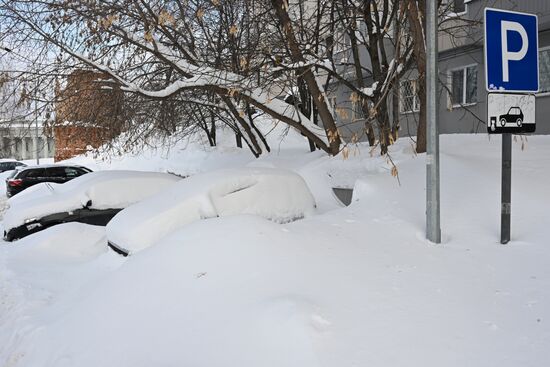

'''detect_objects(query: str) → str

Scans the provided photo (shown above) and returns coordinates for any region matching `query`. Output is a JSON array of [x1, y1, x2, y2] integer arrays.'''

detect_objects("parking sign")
[[485, 8, 539, 92]]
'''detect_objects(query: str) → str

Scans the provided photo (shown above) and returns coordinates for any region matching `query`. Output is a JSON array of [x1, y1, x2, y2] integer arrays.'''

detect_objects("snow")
[[3, 170, 181, 232], [1, 133, 550, 367], [361, 81, 379, 97], [106, 167, 316, 254], [8, 222, 108, 265], [0, 170, 16, 219]]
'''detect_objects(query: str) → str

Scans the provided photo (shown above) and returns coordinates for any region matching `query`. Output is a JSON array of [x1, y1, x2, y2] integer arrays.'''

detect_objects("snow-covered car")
[[0, 159, 26, 173], [106, 168, 316, 256], [3, 170, 181, 241]]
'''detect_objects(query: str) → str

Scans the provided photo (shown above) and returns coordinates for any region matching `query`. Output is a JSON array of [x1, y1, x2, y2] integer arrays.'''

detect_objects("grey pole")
[[501, 133, 512, 244], [426, 0, 441, 243], [35, 80, 40, 165]]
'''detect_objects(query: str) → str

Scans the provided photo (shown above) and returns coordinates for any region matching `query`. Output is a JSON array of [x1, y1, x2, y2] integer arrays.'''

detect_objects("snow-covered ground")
[[1, 127, 549, 367]]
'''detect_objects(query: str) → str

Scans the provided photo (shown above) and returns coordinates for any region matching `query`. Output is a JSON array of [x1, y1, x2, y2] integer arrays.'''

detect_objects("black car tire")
[[516, 118, 522, 127], [500, 118, 507, 127]]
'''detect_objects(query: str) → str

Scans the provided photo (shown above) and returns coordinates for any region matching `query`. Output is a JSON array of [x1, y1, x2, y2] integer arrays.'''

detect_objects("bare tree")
[[1, 0, 477, 159], [1, 0, 339, 157]]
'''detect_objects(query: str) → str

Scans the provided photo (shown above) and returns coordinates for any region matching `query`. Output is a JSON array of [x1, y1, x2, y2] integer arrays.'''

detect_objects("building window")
[[539, 48, 550, 94], [333, 28, 352, 64], [452, 0, 466, 14], [400, 80, 420, 113], [445, 0, 466, 15], [25, 137, 32, 155], [450, 65, 477, 106], [37, 137, 44, 156], [351, 102, 361, 122], [48, 137, 55, 155]]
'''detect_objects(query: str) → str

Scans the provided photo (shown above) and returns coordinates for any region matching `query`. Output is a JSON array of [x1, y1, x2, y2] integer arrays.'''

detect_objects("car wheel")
[[516, 118, 522, 127], [500, 118, 507, 127]]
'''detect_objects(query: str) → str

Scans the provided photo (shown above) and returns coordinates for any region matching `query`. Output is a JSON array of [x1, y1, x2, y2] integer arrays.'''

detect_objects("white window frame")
[[400, 79, 420, 114], [448, 63, 478, 108], [537, 45, 550, 97]]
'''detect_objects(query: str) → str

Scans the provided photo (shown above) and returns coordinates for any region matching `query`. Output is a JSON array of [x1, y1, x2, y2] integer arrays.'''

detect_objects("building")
[[329, 0, 550, 141], [432, 0, 550, 135], [0, 67, 55, 160], [0, 120, 55, 161], [54, 69, 123, 161]]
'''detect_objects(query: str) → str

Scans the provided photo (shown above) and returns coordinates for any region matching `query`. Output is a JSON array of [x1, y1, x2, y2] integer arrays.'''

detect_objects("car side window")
[[23, 169, 45, 178], [46, 167, 67, 178], [64, 167, 81, 178]]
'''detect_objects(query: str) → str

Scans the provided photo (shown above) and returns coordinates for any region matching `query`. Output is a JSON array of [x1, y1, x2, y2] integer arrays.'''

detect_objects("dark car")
[[499, 107, 524, 127], [0, 160, 26, 173], [6, 165, 92, 197]]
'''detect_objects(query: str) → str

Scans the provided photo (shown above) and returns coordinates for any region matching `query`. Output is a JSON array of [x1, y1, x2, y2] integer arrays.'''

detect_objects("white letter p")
[[501, 20, 529, 82]]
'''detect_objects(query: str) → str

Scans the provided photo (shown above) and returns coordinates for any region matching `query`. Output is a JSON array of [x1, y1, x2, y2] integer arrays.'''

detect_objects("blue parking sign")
[[485, 8, 539, 92]]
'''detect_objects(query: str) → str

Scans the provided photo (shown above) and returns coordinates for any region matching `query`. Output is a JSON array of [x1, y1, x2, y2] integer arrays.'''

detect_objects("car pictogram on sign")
[[487, 93, 535, 134], [499, 106, 524, 127]]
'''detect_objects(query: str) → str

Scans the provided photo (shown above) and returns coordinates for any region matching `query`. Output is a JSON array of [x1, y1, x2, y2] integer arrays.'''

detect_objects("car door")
[[22, 168, 47, 189]]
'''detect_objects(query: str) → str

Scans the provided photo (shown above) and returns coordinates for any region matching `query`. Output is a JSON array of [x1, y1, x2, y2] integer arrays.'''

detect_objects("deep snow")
[[1, 128, 549, 367]]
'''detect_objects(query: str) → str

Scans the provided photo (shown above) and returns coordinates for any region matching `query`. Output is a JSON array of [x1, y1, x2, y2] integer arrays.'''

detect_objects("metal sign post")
[[501, 133, 512, 244], [426, 0, 441, 243], [485, 8, 539, 244]]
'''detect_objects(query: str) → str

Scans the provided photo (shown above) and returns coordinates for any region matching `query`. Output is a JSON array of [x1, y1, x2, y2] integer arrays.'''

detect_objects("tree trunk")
[[378, 99, 392, 155], [405, 0, 427, 153], [271, 0, 341, 155], [235, 133, 243, 148], [416, 77, 427, 153], [210, 112, 217, 146], [223, 96, 262, 156], [246, 104, 271, 153]]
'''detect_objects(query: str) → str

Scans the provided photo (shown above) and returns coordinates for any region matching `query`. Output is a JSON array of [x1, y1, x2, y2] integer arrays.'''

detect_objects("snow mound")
[[7, 222, 107, 266], [107, 168, 316, 254], [0, 170, 16, 218], [3, 170, 181, 231], [13, 216, 329, 367]]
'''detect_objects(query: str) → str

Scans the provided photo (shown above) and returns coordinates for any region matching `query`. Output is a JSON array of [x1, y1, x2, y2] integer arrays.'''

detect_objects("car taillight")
[[7, 179, 23, 187]]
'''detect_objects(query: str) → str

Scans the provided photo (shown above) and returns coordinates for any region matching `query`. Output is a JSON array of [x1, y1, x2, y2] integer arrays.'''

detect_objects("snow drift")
[[106, 167, 316, 254]]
